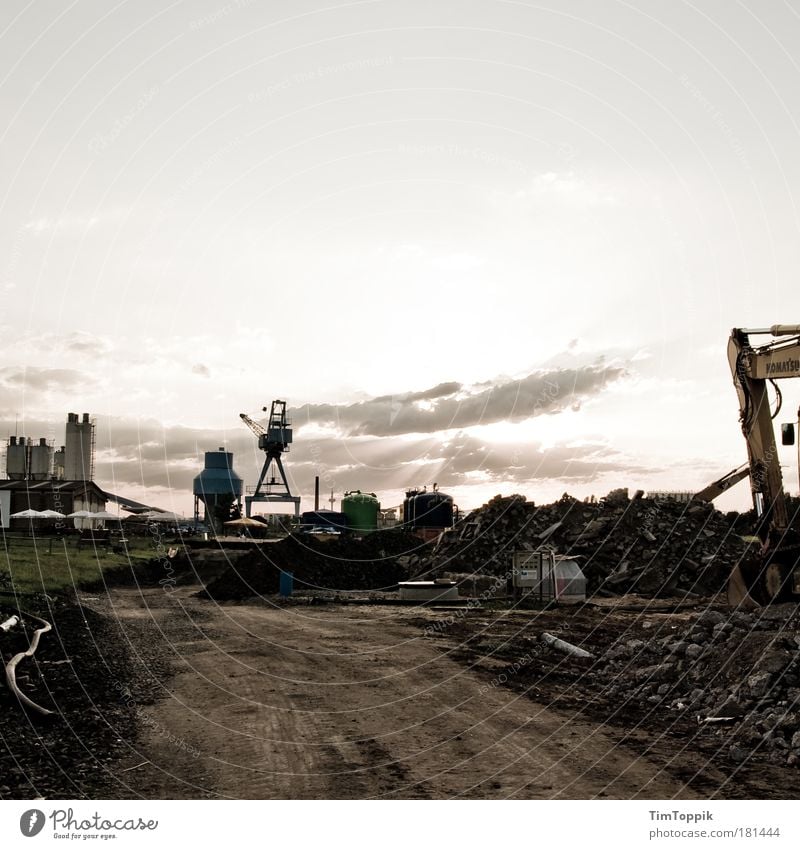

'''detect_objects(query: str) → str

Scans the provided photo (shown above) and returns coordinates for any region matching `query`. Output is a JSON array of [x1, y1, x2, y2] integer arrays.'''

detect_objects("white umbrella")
[[67, 510, 92, 519], [88, 511, 119, 520], [9, 509, 45, 519], [38, 510, 66, 519]]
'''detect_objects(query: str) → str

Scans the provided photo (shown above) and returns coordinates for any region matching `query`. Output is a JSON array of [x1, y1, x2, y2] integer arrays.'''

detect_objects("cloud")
[[293, 364, 627, 437], [289, 430, 650, 494], [0, 361, 635, 507], [191, 363, 211, 378], [63, 332, 112, 356], [0, 366, 92, 398]]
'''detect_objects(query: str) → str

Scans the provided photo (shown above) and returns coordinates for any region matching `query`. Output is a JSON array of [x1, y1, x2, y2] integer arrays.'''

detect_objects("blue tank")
[[193, 448, 243, 499], [405, 487, 454, 529]]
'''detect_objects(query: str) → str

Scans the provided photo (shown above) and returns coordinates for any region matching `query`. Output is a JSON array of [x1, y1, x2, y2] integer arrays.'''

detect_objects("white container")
[[512, 550, 586, 604]]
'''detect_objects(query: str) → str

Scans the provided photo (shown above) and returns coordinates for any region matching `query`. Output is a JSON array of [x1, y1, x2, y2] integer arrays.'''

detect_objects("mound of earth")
[[200, 530, 430, 600]]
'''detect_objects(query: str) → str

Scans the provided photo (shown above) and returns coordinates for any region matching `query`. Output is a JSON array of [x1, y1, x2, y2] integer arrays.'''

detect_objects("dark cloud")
[[378, 381, 463, 403], [0, 367, 89, 392], [293, 364, 626, 437], [288, 431, 650, 495], [0, 363, 636, 501], [55, 409, 648, 498], [0, 367, 95, 414]]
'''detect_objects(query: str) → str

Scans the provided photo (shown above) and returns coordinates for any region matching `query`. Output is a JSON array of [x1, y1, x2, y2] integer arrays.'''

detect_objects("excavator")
[[692, 463, 750, 503], [727, 324, 800, 607]]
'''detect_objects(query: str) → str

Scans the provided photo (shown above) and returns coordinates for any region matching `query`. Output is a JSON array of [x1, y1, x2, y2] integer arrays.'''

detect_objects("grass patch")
[[0, 536, 156, 595]]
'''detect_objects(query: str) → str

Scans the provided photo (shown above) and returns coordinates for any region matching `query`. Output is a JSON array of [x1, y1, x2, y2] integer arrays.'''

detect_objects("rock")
[[761, 652, 790, 674], [685, 644, 703, 660], [710, 697, 746, 719], [729, 744, 749, 763], [748, 671, 773, 698]]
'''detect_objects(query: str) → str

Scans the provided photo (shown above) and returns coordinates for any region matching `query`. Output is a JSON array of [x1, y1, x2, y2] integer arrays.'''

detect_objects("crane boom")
[[239, 400, 300, 518], [239, 412, 266, 438]]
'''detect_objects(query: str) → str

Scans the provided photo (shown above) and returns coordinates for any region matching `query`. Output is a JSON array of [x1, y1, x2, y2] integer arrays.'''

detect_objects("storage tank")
[[64, 412, 94, 481], [6, 436, 28, 480], [193, 448, 244, 534], [404, 486, 454, 530], [413, 489, 454, 529], [341, 490, 379, 533], [403, 489, 420, 529], [30, 438, 52, 480]]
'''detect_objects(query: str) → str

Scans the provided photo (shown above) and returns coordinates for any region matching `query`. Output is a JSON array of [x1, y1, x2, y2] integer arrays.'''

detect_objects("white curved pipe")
[[4, 612, 55, 716]]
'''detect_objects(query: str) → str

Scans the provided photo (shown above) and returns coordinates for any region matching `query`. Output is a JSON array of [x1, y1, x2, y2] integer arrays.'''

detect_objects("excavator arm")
[[692, 464, 750, 503], [727, 325, 800, 605]]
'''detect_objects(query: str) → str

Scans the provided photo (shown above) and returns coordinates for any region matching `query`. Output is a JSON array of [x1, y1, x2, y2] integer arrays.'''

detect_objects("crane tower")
[[240, 400, 301, 518]]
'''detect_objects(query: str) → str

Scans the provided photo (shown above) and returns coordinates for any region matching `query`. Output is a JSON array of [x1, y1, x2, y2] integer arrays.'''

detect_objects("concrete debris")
[[426, 491, 760, 597], [591, 605, 800, 765]]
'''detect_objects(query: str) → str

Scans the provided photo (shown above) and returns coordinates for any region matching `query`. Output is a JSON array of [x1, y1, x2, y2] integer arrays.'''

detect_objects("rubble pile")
[[591, 606, 800, 765], [0, 600, 139, 797], [427, 491, 759, 596], [200, 529, 428, 600]]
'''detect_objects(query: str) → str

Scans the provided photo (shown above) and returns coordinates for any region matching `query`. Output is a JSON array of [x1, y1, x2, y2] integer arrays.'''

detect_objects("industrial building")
[[0, 412, 106, 528], [0, 480, 108, 528]]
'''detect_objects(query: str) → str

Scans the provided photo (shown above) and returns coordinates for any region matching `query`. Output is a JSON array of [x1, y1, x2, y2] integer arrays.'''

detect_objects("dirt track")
[[89, 586, 741, 800]]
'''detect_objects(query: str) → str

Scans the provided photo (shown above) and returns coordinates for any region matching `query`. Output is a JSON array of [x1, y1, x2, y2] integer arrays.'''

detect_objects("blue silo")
[[193, 448, 243, 534]]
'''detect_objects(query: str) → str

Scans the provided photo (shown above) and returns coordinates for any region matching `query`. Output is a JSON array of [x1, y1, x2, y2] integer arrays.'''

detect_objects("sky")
[[1, 0, 800, 517]]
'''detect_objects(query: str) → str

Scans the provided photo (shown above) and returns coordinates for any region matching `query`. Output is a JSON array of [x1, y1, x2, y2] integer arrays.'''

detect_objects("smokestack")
[[314, 476, 320, 511]]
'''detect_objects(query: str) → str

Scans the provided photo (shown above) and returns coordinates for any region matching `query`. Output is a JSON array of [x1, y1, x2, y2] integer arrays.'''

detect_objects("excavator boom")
[[727, 325, 800, 606], [692, 464, 750, 503]]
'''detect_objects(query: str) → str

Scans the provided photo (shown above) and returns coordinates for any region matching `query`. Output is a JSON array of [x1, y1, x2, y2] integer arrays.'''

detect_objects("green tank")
[[342, 490, 380, 533]]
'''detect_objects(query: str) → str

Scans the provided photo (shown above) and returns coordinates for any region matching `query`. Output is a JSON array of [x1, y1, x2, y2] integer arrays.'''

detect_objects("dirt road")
[[84, 586, 736, 800]]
